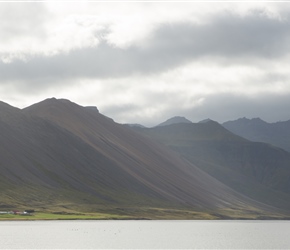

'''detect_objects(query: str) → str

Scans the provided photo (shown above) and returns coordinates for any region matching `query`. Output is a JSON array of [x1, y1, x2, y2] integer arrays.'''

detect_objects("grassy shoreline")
[[1, 208, 289, 221], [0, 212, 211, 221], [0, 212, 135, 221]]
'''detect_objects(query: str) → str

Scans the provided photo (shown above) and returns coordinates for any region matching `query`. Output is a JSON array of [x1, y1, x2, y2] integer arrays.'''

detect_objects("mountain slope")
[[223, 117, 290, 152], [0, 98, 274, 218], [22, 99, 250, 209], [134, 120, 290, 211]]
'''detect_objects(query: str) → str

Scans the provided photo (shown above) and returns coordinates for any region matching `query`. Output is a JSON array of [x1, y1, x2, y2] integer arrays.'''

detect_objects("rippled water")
[[0, 220, 290, 249]]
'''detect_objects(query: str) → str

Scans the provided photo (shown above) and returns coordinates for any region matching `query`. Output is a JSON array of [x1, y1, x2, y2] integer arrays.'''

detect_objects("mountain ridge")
[[223, 117, 290, 152], [133, 121, 290, 212]]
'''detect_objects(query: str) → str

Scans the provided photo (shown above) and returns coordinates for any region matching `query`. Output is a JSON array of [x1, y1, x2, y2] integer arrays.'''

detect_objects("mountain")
[[223, 117, 290, 152], [198, 118, 214, 123], [0, 98, 277, 218], [133, 120, 290, 212], [157, 116, 192, 127]]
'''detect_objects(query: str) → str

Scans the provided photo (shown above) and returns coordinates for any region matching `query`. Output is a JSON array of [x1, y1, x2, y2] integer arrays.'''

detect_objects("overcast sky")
[[1, 2, 290, 126]]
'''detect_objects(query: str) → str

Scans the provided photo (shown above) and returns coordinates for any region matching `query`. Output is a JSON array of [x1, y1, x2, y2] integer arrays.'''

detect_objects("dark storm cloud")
[[1, 9, 290, 90]]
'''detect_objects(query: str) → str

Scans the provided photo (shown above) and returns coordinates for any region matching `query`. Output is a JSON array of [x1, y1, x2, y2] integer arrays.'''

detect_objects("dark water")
[[0, 220, 290, 249]]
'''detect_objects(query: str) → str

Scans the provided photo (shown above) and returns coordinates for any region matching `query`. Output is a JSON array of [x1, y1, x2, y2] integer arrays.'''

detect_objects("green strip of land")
[[0, 212, 132, 220], [1, 206, 289, 220]]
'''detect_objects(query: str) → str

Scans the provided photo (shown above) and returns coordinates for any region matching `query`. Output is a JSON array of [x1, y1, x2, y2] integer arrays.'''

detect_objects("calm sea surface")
[[0, 220, 289, 249]]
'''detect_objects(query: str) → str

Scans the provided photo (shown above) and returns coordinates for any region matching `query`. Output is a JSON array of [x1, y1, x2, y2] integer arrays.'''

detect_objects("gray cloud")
[[110, 92, 290, 127], [143, 10, 290, 68], [101, 103, 142, 122], [182, 93, 290, 124], [1, 5, 290, 125], [1, 8, 290, 90]]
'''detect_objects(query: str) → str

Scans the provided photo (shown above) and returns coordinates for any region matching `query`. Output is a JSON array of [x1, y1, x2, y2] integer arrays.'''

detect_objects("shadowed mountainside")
[[0, 98, 278, 218], [133, 120, 290, 212], [223, 117, 290, 152]]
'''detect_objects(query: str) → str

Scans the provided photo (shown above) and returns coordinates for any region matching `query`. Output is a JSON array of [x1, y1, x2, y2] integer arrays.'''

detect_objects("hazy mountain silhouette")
[[198, 118, 214, 123], [157, 116, 192, 127], [124, 123, 147, 128], [223, 117, 290, 152], [134, 120, 290, 211]]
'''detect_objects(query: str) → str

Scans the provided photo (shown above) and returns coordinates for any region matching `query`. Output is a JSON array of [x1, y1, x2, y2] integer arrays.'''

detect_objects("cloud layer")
[[1, 2, 290, 126]]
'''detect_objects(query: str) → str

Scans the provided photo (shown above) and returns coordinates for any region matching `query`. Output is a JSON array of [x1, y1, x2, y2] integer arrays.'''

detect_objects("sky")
[[1, 1, 290, 126]]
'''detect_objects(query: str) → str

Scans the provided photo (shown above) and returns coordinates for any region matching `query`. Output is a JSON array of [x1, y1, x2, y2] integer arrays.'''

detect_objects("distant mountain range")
[[157, 116, 192, 127], [222, 117, 290, 152], [0, 99, 289, 219], [133, 119, 290, 214], [135, 116, 290, 153]]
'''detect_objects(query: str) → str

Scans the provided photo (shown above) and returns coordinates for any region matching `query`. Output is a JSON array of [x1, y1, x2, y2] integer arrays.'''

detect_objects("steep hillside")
[[134, 120, 290, 211], [0, 98, 276, 218], [22, 99, 245, 209], [223, 117, 290, 152]]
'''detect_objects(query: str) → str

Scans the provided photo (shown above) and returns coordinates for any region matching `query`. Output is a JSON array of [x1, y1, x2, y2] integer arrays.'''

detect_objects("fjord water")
[[1, 220, 290, 249]]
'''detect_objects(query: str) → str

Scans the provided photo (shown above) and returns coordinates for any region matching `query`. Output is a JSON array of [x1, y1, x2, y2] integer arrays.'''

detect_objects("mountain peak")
[[223, 116, 290, 152], [24, 98, 70, 109], [22, 98, 93, 129], [157, 116, 192, 127], [198, 118, 215, 124], [38, 97, 75, 105], [23, 98, 84, 113], [231, 117, 266, 124]]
